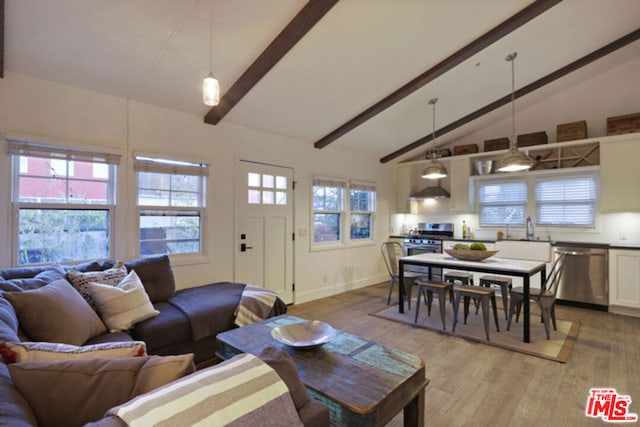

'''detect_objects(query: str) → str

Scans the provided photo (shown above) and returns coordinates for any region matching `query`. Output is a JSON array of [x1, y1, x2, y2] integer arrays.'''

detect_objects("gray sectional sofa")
[[0, 255, 328, 426]]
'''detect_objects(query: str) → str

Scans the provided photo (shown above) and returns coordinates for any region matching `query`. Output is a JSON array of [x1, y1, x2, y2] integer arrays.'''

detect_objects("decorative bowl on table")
[[271, 320, 336, 349], [445, 249, 499, 262]]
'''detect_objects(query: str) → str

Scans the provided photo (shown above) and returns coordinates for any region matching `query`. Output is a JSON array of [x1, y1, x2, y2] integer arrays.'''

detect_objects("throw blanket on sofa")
[[234, 285, 278, 327], [169, 282, 245, 341], [108, 353, 303, 427]]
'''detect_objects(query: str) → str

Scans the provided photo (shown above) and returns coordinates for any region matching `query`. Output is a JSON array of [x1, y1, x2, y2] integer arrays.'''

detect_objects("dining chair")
[[507, 252, 567, 339], [381, 241, 423, 309]]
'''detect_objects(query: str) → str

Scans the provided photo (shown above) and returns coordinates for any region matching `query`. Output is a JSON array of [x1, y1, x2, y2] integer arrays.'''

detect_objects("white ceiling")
[[4, 0, 640, 162]]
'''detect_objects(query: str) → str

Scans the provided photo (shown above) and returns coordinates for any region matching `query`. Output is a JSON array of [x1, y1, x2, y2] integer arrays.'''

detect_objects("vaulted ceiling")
[[3, 0, 640, 163]]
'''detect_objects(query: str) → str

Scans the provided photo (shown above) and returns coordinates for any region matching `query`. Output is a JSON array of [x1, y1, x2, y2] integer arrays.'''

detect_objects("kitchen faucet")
[[526, 216, 534, 240]]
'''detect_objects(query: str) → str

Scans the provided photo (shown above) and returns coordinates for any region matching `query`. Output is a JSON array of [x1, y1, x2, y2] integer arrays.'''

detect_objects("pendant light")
[[421, 98, 448, 179], [203, 0, 220, 107], [497, 52, 533, 172]]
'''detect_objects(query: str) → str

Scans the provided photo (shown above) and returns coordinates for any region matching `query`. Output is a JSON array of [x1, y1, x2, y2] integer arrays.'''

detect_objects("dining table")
[[398, 252, 547, 343]]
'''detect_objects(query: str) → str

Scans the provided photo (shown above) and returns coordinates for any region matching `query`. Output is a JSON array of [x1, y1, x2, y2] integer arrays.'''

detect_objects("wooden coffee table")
[[216, 315, 429, 426]]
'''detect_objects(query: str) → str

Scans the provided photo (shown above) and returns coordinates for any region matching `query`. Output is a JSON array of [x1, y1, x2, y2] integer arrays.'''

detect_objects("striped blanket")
[[108, 353, 303, 427], [234, 285, 278, 327]]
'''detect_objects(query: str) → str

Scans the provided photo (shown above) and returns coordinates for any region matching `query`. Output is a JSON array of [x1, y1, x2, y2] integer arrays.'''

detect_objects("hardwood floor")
[[288, 282, 640, 427]]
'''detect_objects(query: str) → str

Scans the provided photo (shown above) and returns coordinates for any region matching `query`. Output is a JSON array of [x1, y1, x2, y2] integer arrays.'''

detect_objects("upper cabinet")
[[449, 157, 471, 213], [600, 135, 640, 212]]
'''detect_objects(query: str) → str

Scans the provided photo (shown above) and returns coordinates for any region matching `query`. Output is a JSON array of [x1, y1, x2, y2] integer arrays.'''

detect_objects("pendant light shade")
[[203, 73, 220, 106], [203, 0, 220, 107], [421, 98, 448, 180], [497, 52, 532, 173]]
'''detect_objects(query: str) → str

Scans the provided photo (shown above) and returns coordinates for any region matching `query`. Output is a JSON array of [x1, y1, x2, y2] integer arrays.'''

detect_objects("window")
[[135, 155, 208, 256], [535, 175, 597, 226], [9, 140, 119, 265], [312, 177, 376, 245], [350, 182, 376, 240], [312, 178, 345, 243], [478, 181, 527, 226]]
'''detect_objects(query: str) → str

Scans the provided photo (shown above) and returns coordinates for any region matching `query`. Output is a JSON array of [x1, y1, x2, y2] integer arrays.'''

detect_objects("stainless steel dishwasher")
[[553, 244, 608, 311]]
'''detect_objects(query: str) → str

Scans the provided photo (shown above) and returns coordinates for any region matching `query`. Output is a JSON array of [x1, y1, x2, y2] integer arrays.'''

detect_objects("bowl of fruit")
[[445, 242, 499, 261]]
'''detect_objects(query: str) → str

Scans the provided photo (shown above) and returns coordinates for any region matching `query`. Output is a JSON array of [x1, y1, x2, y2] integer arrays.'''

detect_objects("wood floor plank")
[[288, 282, 640, 426]]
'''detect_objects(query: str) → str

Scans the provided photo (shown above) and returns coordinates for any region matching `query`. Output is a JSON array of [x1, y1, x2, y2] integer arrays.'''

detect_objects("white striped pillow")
[[89, 270, 159, 332]]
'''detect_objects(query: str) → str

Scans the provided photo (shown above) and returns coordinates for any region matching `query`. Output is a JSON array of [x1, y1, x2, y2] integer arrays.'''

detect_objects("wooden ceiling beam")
[[313, 0, 562, 149], [1, 0, 5, 78], [380, 28, 640, 164], [204, 0, 338, 125]]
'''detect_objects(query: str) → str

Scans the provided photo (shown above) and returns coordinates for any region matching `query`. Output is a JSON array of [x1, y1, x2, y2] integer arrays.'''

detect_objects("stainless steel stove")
[[403, 223, 454, 278]]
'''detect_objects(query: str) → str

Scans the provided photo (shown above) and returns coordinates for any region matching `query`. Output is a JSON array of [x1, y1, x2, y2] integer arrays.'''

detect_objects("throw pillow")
[[0, 263, 66, 292], [4, 279, 107, 345], [89, 270, 160, 332], [0, 341, 147, 363], [66, 263, 127, 310], [125, 255, 176, 303], [8, 354, 195, 427], [259, 346, 310, 411]]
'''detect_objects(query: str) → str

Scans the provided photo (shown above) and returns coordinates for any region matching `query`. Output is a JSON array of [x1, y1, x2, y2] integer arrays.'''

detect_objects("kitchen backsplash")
[[390, 212, 640, 245]]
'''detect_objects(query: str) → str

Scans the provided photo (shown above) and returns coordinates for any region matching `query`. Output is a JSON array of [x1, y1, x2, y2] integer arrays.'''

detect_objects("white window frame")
[[535, 172, 598, 227], [8, 139, 119, 266], [474, 166, 600, 232], [477, 179, 528, 227], [311, 177, 346, 246], [349, 181, 376, 242], [134, 154, 209, 258], [311, 176, 376, 249]]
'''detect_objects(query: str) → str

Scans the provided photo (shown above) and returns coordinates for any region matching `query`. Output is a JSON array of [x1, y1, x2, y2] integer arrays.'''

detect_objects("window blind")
[[535, 176, 596, 225], [8, 141, 121, 165], [478, 181, 527, 225]]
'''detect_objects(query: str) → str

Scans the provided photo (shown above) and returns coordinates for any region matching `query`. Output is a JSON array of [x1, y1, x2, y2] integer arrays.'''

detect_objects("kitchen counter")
[[388, 236, 640, 250]]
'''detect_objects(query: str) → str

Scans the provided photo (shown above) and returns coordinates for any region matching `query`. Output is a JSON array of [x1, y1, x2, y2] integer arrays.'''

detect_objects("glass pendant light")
[[421, 98, 448, 179], [497, 52, 533, 172], [203, 0, 220, 107]]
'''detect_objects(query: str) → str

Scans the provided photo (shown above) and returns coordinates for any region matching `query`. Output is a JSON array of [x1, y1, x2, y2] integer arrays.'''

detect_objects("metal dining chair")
[[507, 252, 567, 339], [381, 241, 424, 309]]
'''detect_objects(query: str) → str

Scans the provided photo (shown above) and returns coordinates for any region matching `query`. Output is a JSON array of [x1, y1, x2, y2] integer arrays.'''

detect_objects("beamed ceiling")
[[3, 0, 640, 163]]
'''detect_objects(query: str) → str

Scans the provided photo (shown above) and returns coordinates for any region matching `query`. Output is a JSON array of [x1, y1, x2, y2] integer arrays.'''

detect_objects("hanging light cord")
[[428, 98, 438, 159], [209, 0, 213, 72], [510, 54, 516, 146]]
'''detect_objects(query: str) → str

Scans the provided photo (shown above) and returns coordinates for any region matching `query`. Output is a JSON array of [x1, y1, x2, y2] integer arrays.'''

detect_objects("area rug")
[[371, 304, 580, 363]]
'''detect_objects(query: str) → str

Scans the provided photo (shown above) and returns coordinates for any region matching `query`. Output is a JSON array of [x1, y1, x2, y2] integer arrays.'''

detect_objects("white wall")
[[0, 72, 395, 303]]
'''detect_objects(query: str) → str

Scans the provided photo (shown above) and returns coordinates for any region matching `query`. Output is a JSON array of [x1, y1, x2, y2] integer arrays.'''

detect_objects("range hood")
[[409, 186, 450, 200]]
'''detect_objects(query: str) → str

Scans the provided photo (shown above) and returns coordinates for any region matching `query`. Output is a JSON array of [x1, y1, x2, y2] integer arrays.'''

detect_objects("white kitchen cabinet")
[[449, 157, 471, 213], [609, 249, 640, 316], [600, 136, 640, 211]]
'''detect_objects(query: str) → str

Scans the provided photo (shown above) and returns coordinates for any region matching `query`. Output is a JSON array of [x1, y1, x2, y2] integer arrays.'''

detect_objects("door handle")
[[240, 243, 253, 252]]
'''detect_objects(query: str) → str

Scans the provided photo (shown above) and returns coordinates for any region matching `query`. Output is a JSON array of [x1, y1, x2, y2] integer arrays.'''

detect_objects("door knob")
[[240, 243, 253, 252]]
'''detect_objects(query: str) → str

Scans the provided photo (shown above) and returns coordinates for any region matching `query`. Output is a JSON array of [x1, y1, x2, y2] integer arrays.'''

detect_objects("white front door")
[[235, 160, 294, 304]]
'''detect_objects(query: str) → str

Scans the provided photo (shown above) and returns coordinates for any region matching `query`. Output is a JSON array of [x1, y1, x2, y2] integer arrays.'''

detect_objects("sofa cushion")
[[0, 364, 37, 427], [125, 255, 175, 303], [67, 263, 128, 310], [131, 301, 191, 350], [89, 270, 159, 332], [4, 279, 107, 345], [8, 354, 195, 427], [0, 341, 147, 363], [0, 264, 66, 292], [0, 297, 21, 344]]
